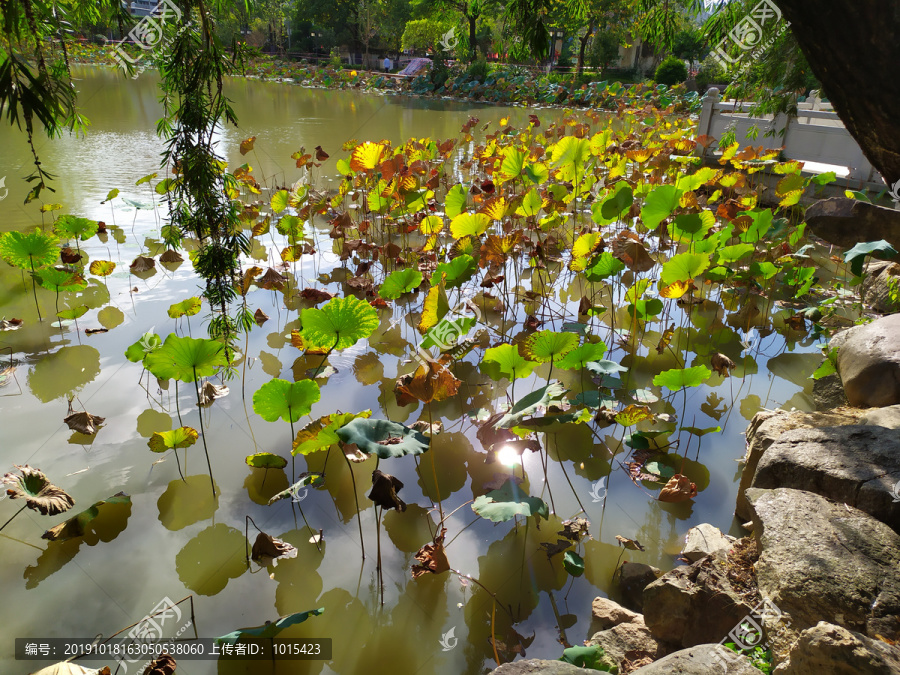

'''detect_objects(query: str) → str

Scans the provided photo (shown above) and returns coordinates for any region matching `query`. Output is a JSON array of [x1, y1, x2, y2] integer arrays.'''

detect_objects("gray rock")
[[618, 561, 662, 612], [588, 615, 668, 670], [736, 409, 861, 522], [750, 425, 900, 530], [812, 372, 848, 410], [804, 197, 900, 252], [629, 643, 759, 674], [860, 404, 900, 430], [773, 621, 900, 674], [861, 260, 900, 314], [836, 313, 900, 407], [488, 660, 596, 675], [589, 596, 640, 635], [643, 552, 753, 647], [682, 523, 733, 563], [746, 488, 900, 645]]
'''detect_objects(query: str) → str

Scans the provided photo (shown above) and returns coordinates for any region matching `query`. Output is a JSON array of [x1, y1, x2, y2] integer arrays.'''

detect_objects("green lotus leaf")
[[252, 378, 321, 423], [668, 211, 714, 243], [56, 305, 89, 321], [55, 215, 99, 241], [167, 296, 202, 319], [144, 334, 227, 383], [298, 295, 379, 351], [89, 260, 116, 276], [641, 184, 682, 229], [335, 418, 430, 459], [0, 229, 60, 270], [215, 608, 324, 645], [652, 365, 712, 390], [444, 184, 468, 219], [449, 213, 490, 239], [599, 181, 633, 222], [125, 332, 162, 363], [843, 239, 898, 276], [716, 243, 755, 264], [497, 381, 567, 429], [737, 209, 774, 243], [472, 482, 549, 522], [660, 252, 710, 285], [583, 252, 625, 281], [431, 254, 476, 289], [556, 342, 608, 370], [522, 330, 579, 363], [292, 411, 373, 456], [379, 268, 423, 299], [245, 452, 288, 469], [563, 550, 585, 577], [148, 426, 199, 452], [36, 268, 88, 293], [481, 343, 538, 381]]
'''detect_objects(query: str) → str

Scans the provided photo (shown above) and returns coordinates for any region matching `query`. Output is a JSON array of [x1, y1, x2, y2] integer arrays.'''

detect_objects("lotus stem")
[[28, 257, 42, 321], [0, 505, 28, 533], [341, 445, 365, 560], [193, 368, 216, 498]]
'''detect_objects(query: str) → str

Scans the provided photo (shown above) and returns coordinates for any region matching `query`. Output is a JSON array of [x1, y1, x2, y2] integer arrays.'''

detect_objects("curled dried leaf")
[[257, 268, 286, 290], [251, 532, 298, 566], [159, 249, 183, 264], [395, 360, 460, 404], [198, 382, 229, 407], [3, 465, 75, 515], [412, 527, 450, 579], [130, 255, 156, 273], [710, 352, 736, 377], [64, 409, 106, 435], [368, 469, 406, 511], [615, 535, 646, 551], [658, 474, 698, 503], [143, 652, 176, 675]]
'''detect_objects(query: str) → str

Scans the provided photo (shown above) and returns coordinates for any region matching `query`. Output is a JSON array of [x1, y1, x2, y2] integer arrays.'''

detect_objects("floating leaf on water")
[[298, 295, 379, 351], [198, 381, 229, 407], [129, 255, 155, 273], [472, 482, 549, 522], [97, 306, 124, 330], [245, 453, 288, 470], [167, 297, 202, 319], [258, 267, 286, 290], [57, 305, 89, 321], [89, 260, 116, 277], [562, 551, 585, 577], [0, 318, 23, 331], [522, 330, 579, 363], [412, 527, 449, 580], [250, 532, 298, 566], [369, 469, 406, 511], [253, 308, 269, 326], [658, 474, 698, 502], [652, 365, 711, 390], [214, 608, 324, 645], [2, 465, 75, 515], [614, 534, 645, 551], [148, 427, 199, 453], [0, 228, 59, 270], [680, 425, 722, 437], [42, 492, 131, 542], [63, 409, 106, 435], [614, 404, 653, 427], [159, 249, 183, 264]]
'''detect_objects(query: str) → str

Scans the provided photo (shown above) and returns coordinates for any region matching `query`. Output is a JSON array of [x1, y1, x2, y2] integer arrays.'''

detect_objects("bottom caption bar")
[[16, 638, 332, 661]]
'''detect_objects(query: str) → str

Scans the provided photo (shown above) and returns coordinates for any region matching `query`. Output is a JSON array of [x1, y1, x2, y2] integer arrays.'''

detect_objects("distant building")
[[122, 0, 156, 18]]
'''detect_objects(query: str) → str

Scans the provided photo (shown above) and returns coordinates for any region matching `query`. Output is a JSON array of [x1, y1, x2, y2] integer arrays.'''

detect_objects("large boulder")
[[488, 660, 598, 675], [587, 616, 668, 671], [681, 523, 733, 563], [861, 260, 900, 314], [589, 597, 640, 635], [804, 197, 900, 252], [773, 622, 900, 674], [642, 550, 754, 647], [746, 488, 900, 649], [736, 409, 861, 522], [629, 643, 759, 674], [835, 313, 900, 407], [617, 561, 662, 612], [750, 425, 900, 531], [861, 404, 900, 429]]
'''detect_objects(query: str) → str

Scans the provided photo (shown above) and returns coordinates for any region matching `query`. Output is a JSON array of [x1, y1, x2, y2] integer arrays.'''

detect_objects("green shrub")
[[92, 34, 108, 45], [328, 48, 342, 70], [466, 58, 488, 83], [696, 55, 726, 92], [654, 55, 688, 86]]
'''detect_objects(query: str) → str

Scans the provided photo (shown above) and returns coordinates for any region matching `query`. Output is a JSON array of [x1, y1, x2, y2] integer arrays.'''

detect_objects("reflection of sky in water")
[[0, 66, 838, 673]]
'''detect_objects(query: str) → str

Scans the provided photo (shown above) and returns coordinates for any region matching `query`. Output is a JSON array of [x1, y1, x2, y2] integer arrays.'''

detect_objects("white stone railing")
[[695, 87, 883, 186]]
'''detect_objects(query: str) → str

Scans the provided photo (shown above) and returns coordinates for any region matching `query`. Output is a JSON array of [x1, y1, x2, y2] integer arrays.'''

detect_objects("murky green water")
[[1, 66, 832, 675]]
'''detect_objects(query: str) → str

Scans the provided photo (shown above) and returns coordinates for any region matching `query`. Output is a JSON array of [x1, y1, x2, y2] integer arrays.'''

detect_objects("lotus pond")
[[0, 66, 857, 675]]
